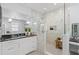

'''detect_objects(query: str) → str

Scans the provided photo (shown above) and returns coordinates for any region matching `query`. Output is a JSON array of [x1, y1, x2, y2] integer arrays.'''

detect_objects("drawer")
[[2, 40, 18, 51], [69, 44, 79, 50], [2, 50, 18, 55], [1, 40, 19, 55], [2, 45, 18, 51], [0, 43, 2, 55], [69, 44, 79, 54], [0, 44, 1, 50]]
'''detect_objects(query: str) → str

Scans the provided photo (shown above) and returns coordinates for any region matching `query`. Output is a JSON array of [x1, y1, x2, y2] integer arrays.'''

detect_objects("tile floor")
[[27, 39, 62, 55], [46, 42, 62, 55], [27, 51, 45, 55]]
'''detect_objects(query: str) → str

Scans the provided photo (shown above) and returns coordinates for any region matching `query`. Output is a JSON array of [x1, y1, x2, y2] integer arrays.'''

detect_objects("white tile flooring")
[[27, 51, 45, 55], [28, 39, 62, 55], [46, 42, 62, 55], [28, 42, 62, 55]]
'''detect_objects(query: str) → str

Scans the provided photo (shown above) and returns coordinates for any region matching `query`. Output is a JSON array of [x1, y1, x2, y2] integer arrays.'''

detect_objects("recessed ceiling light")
[[26, 21, 30, 24], [54, 3, 56, 5], [8, 18, 12, 22]]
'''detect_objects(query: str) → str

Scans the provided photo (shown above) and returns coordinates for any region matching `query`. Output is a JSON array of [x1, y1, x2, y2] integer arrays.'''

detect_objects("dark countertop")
[[70, 37, 79, 43], [0, 35, 37, 42]]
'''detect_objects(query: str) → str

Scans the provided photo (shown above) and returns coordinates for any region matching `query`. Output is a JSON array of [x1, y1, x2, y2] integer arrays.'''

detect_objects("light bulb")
[[8, 18, 12, 22], [26, 21, 30, 24]]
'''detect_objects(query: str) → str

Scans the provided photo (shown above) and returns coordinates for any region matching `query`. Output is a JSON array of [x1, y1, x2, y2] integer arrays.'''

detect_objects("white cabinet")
[[0, 36, 37, 55], [19, 36, 37, 55], [0, 43, 2, 55], [1, 40, 19, 55]]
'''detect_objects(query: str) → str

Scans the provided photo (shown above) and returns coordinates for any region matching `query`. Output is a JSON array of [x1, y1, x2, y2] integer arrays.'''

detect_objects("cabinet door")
[[19, 38, 30, 54], [0, 43, 2, 55], [2, 40, 19, 55], [28, 37, 37, 51], [19, 37, 37, 55]]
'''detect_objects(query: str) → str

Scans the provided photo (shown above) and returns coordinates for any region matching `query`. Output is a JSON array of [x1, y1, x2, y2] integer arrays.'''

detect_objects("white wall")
[[70, 4, 79, 23], [64, 4, 79, 36], [69, 4, 79, 36], [45, 8, 64, 34], [43, 8, 64, 46]]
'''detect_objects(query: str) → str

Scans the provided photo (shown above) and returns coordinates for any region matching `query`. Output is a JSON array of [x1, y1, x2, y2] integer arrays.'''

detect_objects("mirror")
[[72, 23, 79, 36]]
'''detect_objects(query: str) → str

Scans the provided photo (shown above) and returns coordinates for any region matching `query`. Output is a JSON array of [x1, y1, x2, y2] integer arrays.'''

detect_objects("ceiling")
[[18, 3, 64, 14], [1, 3, 64, 16]]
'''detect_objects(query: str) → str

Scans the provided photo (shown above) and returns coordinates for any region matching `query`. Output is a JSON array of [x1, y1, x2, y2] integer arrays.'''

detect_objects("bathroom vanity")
[[69, 39, 79, 55], [69, 23, 79, 55], [0, 34, 37, 55]]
